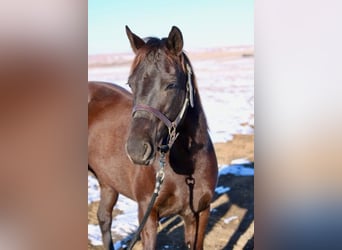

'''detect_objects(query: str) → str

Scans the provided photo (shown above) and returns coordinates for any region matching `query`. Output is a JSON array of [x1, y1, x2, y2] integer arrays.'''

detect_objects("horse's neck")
[[169, 101, 209, 175], [168, 61, 211, 174], [176, 92, 210, 150]]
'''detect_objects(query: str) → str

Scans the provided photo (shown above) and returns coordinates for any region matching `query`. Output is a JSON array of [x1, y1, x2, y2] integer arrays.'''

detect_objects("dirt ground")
[[88, 134, 254, 250]]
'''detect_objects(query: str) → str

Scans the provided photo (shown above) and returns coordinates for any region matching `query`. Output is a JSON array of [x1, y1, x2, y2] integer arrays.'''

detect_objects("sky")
[[88, 0, 254, 55]]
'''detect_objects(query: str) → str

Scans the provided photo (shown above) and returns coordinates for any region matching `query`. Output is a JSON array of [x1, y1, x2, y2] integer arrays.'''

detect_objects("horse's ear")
[[125, 25, 145, 54], [166, 26, 183, 55]]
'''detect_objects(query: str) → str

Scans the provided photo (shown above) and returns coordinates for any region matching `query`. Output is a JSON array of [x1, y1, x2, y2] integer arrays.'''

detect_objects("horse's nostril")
[[142, 142, 153, 162], [126, 134, 154, 165]]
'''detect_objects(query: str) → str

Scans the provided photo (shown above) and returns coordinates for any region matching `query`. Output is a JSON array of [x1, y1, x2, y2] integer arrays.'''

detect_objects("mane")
[[181, 51, 210, 133]]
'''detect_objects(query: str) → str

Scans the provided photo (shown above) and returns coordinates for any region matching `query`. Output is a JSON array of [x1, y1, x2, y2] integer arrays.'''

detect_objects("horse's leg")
[[138, 205, 158, 250], [183, 207, 210, 250], [97, 185, 118, 250]]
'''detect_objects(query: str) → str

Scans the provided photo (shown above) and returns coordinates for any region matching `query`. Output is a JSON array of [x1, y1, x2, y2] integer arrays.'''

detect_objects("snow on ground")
[[88, 160, 254, 247], [218, 161, 254, 177], [88, 179, 138, 248], [88, 48, 254, 247], [88, 175, 100, 205]]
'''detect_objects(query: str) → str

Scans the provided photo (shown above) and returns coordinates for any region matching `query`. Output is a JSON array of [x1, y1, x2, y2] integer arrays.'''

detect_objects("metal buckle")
[[168, 123, 179, 148]]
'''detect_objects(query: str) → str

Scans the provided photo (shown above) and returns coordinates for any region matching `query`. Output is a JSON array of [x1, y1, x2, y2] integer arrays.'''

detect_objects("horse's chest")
[[156, 177, 210, 218], [156, 187, 185, 218], [157, 177, 187, 214]]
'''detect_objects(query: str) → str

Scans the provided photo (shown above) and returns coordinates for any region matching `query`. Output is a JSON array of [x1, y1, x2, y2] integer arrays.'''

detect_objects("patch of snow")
[[88, 175, 139, 247], [211, 208, 218, 213], [88, 232, 129, 250], [230, 158, 252, 165], [113, 239, 129, 250], [224, 216, 238, 224], [111, 195, 138, 237], [88, 175, 100, 204], [88, 224, 103, 246], [215, 186, 231, 194], [219, 164, 254, 177]]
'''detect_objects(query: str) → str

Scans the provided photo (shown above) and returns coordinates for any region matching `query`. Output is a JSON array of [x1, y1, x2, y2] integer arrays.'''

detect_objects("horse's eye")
[[165, 83, 178, 90], [127, 82, 132, 89]]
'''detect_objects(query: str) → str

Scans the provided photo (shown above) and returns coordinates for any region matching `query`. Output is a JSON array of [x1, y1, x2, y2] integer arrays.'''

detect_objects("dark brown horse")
[[88, 26, 218, 250]]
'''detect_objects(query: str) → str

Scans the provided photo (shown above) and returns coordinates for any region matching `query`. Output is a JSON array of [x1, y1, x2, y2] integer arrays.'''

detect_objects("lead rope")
[[127, 152, 166, 250]]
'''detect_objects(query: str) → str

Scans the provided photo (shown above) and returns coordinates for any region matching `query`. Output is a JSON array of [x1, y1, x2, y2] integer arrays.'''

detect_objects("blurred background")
[[1, 0, 341, 249]]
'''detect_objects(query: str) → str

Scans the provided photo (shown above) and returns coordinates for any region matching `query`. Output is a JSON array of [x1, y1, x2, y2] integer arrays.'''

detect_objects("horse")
[[88, 26, 218, 250]]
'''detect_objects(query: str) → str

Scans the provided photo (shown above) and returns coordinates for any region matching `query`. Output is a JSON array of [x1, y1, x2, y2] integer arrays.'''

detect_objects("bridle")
[[131, 63, 194, 152]]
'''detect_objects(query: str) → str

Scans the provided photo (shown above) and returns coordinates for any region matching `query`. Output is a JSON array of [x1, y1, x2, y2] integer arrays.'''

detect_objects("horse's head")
[[125, 26, 194, 165]]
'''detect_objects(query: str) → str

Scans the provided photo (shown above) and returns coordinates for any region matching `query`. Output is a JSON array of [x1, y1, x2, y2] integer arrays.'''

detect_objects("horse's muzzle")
[[126, 137, 155, 165]]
